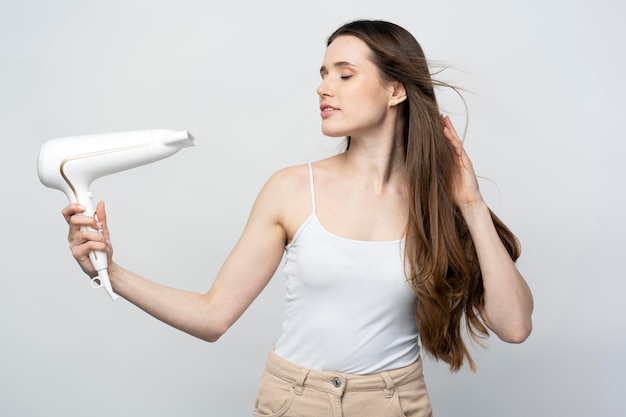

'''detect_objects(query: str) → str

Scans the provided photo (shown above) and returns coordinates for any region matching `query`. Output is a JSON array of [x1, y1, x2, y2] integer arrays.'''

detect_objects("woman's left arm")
[[442, 116, 533, 343]]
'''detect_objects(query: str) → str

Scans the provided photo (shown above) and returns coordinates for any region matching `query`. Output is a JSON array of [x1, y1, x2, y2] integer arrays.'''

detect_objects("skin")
[[63, 35, 532, 345]]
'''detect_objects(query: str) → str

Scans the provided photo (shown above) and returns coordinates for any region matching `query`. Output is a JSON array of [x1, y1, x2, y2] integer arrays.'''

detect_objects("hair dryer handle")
[[87, 239, 118, 301], [79, 197, 118, 301]]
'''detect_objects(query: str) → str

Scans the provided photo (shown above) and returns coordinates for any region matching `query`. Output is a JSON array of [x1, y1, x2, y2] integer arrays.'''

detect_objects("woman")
[[63, 20, 533, 417]]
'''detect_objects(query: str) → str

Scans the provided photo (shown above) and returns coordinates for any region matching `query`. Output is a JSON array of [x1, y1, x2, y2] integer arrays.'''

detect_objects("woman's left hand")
[[441, 115, 483, 210]]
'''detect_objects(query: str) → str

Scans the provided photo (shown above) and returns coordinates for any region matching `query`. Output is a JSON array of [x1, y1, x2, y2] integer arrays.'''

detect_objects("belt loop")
[[291, 367, 309, 396], [380, 371, 395, 399]]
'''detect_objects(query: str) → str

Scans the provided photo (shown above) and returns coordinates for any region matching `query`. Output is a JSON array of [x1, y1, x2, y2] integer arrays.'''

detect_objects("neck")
[[341, 134, 406, 189]]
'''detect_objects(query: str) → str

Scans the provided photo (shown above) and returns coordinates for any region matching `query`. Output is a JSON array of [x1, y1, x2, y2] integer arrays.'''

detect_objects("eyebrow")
[[319, 61, 357, 75]]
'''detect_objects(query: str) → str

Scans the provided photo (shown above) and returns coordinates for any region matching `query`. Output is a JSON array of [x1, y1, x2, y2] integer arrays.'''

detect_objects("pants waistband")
[[265, 349, 424, 397]]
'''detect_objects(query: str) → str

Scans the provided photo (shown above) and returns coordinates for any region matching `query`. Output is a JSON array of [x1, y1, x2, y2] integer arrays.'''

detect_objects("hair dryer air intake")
[[38, 129, 195, 300]]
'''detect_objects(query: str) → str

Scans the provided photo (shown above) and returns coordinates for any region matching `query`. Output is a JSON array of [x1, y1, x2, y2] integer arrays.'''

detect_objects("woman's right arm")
[[63, 171, 291, 342]]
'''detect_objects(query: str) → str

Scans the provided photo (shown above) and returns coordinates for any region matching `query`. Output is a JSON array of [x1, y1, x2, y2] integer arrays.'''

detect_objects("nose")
[[317, 78, 333, 98]]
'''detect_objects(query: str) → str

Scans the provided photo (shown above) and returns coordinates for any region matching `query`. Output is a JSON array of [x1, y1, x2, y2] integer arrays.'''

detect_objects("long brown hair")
[[327, 20, 520, 371]]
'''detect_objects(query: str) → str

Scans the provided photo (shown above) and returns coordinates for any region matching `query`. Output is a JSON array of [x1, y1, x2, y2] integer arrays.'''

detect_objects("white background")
[[1, 0, 624, 415]]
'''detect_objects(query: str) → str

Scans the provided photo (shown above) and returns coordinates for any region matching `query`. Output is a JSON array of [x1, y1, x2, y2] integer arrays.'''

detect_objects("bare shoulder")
[[252, 164, 313, 242], [266, 164, 310, 190], [270, 155, 343, 193], [257, 164, 310, 207]]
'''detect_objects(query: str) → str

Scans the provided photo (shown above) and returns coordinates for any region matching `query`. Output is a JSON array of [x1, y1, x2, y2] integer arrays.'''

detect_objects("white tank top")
[[273, 164, 420, 374]]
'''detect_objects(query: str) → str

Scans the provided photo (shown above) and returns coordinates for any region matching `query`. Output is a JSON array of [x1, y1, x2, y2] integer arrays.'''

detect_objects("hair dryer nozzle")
[[161, 130, 195, 148]]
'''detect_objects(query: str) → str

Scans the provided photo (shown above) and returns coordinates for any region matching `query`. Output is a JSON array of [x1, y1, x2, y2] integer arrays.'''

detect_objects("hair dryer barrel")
[[38, 130, 195, 197]]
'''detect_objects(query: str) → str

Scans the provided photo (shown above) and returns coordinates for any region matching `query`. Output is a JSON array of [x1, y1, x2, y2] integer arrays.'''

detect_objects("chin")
[[322, 132, 346, 138], [321, 125, 349, 138]]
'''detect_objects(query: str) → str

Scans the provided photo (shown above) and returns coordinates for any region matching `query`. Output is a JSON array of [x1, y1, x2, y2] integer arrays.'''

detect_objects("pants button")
[[332, 377, 342, 387]]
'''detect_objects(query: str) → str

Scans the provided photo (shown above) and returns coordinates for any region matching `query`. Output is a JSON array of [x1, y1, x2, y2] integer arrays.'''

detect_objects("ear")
[[389, 82, 407, 107]]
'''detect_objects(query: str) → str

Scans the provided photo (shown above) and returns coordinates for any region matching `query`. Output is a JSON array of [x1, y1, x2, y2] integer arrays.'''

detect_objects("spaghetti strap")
[[307, 163, 317, 213]]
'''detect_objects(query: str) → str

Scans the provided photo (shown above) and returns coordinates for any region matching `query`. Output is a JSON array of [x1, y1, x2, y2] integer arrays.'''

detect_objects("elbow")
[[204, 333, 222, 343], [498, 319, 532, 344], [483, 309, 533, 344], [195, 296, 232, 343], [200, 329, 225, 343], [483, 295, 534, 344], [200, 319, 230, 343]]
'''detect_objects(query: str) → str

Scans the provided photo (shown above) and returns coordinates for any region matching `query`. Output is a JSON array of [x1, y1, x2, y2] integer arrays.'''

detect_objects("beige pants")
[[253, 350, 433, 417]]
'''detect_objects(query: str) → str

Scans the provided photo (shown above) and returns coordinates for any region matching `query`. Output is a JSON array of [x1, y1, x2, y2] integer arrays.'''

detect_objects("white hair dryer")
[[38, 129, 195, 300]]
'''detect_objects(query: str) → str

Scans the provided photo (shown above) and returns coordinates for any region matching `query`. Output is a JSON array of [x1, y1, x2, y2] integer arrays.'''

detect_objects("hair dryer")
[[38, 129, 195, 300]]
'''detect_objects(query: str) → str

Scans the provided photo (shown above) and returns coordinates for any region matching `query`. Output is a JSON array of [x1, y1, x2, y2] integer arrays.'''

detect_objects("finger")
[[442, 115, 462, 141], [441, 116, 469, 159], [441, 116, 477, 178], [443, 125, 464, 157], [94, 200, 111, 240], [62, 203, 86, 224], [70, 238, 108, 262], [95, 201, 106, 228], [68, 212, 100, 230], [73, 227, 107, 244], [70, 227, 108, 253], [67, 211, 102, 245]]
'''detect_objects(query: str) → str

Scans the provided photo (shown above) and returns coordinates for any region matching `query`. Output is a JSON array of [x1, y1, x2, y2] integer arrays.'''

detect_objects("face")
[[317, 35, 402, 140]]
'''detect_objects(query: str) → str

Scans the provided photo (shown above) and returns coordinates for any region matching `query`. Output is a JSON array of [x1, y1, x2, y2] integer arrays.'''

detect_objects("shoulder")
[[263, 156, 342, 194], [257, 164, 310, 206], [249, 164, 310, 219], [266, 163, 310, 188], [254, 163, 320, 240]]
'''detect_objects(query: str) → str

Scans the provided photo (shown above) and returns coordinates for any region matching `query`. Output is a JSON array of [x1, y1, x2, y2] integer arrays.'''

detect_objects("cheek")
[[356, 92, 390, 121], [358, 83, 390, 108]]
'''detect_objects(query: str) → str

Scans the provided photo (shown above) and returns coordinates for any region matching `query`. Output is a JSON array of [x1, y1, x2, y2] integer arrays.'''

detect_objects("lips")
[[320, 103, 339, 118]]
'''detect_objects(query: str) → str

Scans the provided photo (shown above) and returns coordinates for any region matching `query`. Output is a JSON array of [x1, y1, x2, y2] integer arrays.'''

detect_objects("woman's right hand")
[[62, 201, 113, 278]]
